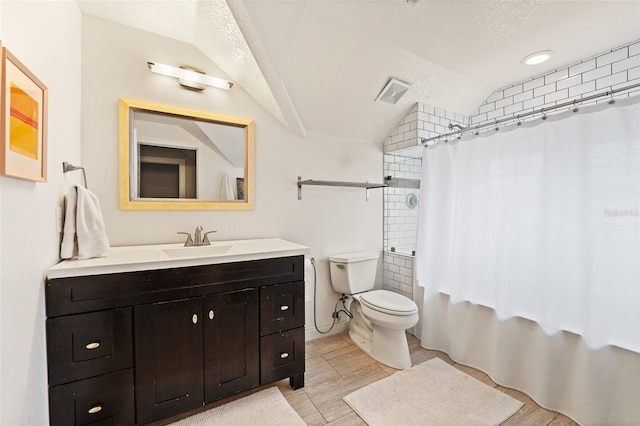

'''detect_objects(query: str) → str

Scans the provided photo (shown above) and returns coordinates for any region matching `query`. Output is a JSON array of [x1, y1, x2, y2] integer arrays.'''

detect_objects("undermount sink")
[[160, 244, 233, 258]]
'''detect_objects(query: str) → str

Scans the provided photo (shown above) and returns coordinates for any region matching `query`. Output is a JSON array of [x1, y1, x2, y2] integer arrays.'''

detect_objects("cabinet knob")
[[85, 342, 100, 350], [280, 352, 289, 359], [209, 310, 215, 320], [280, 305, 289, 311], [192, 314, 198, 324], [88, 405, 102, 414]]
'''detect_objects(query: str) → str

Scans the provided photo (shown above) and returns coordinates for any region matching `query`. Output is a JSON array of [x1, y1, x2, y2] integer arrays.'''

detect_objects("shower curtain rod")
[[421, 81, 640, 145]]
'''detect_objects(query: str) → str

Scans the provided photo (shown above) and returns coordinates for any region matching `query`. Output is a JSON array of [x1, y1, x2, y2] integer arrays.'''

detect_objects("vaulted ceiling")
[[78, 0, 640, 144]]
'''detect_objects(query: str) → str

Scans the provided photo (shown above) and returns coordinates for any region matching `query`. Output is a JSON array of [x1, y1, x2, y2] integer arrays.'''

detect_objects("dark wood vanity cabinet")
[[45, 255, 305, 426]]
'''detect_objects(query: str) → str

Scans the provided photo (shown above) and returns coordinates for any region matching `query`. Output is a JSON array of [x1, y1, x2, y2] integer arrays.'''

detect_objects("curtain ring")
[[541, 108, 547, 120], [572, 100, 579, 113], [608, 91, 615, 104], [475, 125, 480, 136], [494, 119, 499, 131], [516, 114, 522, 126]]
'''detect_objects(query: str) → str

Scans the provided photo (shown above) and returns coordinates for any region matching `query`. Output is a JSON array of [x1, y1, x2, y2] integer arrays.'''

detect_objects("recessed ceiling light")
[[521, 50, 554, 66]]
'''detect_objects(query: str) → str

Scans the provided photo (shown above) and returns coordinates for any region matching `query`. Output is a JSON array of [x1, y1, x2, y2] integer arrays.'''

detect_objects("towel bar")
[[62, 162, 88, 189]]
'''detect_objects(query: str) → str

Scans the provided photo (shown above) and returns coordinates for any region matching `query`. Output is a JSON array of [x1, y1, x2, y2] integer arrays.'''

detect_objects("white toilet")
[[329, 251, 419, 369]]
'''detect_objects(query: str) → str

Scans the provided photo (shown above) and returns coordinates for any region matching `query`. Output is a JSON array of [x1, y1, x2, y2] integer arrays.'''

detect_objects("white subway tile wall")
[[470, 40, 640, 123], [382, 104, 467, 296], [382, 252, 415, 299], [384, 103, 469, 157], [383, 154, 421, 253]]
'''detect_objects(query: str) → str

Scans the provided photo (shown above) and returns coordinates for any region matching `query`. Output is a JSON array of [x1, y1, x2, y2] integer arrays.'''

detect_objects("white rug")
[[343, 357, 523, 426], [169, 387, 305, 426]]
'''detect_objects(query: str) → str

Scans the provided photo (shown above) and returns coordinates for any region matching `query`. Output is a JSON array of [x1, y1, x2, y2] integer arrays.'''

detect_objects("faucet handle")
[[177, 232, 193, 246], [203, 231, 217, 245]]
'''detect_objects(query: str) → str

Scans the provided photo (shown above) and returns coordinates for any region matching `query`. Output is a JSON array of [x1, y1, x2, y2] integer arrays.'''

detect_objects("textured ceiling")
[[78, 0, 640, 144]]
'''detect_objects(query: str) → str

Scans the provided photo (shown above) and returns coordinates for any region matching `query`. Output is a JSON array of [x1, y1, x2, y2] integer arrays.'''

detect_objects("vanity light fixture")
[[147, 61, 233, 91], [521, 50, 554, 66]]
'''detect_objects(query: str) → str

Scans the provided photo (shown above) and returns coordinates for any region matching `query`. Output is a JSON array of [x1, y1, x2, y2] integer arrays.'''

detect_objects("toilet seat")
[[357, 290, 418, 316]]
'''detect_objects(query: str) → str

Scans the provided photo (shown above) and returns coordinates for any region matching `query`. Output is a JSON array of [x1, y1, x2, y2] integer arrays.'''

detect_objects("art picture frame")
[[0, 45, 48, 182]]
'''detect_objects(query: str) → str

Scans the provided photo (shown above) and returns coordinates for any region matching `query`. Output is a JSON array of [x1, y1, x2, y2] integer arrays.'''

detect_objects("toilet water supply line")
[[310, 258, 353, 334]]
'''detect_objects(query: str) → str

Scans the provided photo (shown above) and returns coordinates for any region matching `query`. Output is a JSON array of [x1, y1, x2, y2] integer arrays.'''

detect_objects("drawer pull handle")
[[280, 352, 289, 359], [88, 405, 102, 414], [85, 342, 100, 350], [192, 314, 198, 324], [209, 310, 215, 320], [280, 305, 289, 311]]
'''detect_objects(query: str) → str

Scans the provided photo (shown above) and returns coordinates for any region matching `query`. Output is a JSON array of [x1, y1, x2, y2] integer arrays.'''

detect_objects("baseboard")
[[305, 321, 349, 341]]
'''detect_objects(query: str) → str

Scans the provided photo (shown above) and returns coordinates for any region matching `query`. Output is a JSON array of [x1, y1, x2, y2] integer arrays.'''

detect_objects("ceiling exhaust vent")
[[375, 78, 410, 105]]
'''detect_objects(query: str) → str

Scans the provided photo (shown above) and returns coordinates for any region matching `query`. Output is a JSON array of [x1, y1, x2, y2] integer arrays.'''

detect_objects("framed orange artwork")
[[1, 45, 48, 182]]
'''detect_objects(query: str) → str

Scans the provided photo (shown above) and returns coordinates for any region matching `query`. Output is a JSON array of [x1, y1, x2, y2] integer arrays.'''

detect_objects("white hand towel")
[[220, 173, 235, 200], [60, 186, 78, 259], [60, 186, 110, 260], [75, 186, 110, 260]]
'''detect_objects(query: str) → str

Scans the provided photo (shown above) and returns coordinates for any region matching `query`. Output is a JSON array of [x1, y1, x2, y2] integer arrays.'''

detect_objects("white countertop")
[[48, 238, 310, 279]]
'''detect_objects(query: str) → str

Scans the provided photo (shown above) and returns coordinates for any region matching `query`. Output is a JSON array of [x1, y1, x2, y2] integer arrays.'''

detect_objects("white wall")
[[81, 16, 384, 339], [0, 2, 82, 425]]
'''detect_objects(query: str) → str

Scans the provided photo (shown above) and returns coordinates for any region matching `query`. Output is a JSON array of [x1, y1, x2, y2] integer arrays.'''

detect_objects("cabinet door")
[[135, 298, 204, 424], [203, 288, 259, 403]]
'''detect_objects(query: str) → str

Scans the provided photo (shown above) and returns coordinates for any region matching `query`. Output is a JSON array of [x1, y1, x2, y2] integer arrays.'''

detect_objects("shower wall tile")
[[597, 48, 628, 67], [382, 252, 415, 300], [504, 84, 523, 97], [556, 74, 581, 90], [569, 59, 596, 76], [613, 54, 640, 73], [545, 69, 568, 84], [583, 64, 612, 82], [384, 102, 468, 156], [545, 89, 568, 104], [514, 90, 533, 103], [568, 81, 596, 98], [470, 40, 640, 125]]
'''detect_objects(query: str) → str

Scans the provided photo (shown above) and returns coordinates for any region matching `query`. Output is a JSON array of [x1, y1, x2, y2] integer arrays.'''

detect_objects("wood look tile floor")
[[275, 331, 579, 426], [157, 331, 579, 425]]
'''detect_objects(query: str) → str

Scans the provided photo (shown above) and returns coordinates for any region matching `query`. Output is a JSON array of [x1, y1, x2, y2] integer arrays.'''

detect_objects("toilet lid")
[[359, 290, 418, 316]]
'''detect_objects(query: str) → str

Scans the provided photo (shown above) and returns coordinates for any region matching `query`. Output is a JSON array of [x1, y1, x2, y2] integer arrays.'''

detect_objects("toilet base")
[[348, 327, 371, 355], [370, 325, 412, 369], [347, 304, 414, 370]]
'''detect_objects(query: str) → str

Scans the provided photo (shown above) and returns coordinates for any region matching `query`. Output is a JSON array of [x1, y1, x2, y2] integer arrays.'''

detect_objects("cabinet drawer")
[[260, 281, 304, 335], [46, 308, 133, 386], [260, 327, 305, 384], [49, 369, 134, 426]]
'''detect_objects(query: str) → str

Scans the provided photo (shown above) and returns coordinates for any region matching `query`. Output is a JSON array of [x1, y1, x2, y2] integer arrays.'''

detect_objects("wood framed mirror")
[[118, 98, 254, 210]]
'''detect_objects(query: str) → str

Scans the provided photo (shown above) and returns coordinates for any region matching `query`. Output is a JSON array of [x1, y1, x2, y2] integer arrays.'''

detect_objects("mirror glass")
[[119, 98, 254, 210]]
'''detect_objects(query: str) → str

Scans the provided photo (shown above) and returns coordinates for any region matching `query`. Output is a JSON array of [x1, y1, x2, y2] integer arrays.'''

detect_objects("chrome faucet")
[[178, 225, 216, 247]]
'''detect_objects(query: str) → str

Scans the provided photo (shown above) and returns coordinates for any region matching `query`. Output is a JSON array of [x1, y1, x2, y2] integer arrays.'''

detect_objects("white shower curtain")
[[416, 97, 640, 424]]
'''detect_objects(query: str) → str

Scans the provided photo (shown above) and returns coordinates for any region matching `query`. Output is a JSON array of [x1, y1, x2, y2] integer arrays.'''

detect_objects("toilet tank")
[[329, 251, 379, 294]]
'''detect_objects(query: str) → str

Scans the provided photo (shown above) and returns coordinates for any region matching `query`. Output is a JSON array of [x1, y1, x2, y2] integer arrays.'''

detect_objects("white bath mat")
[[344, 357, 523, 426], [169, 387, 305, 426]]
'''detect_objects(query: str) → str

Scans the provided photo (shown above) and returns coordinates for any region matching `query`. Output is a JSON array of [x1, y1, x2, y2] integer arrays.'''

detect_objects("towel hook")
[[62, 162, 88, 189]]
